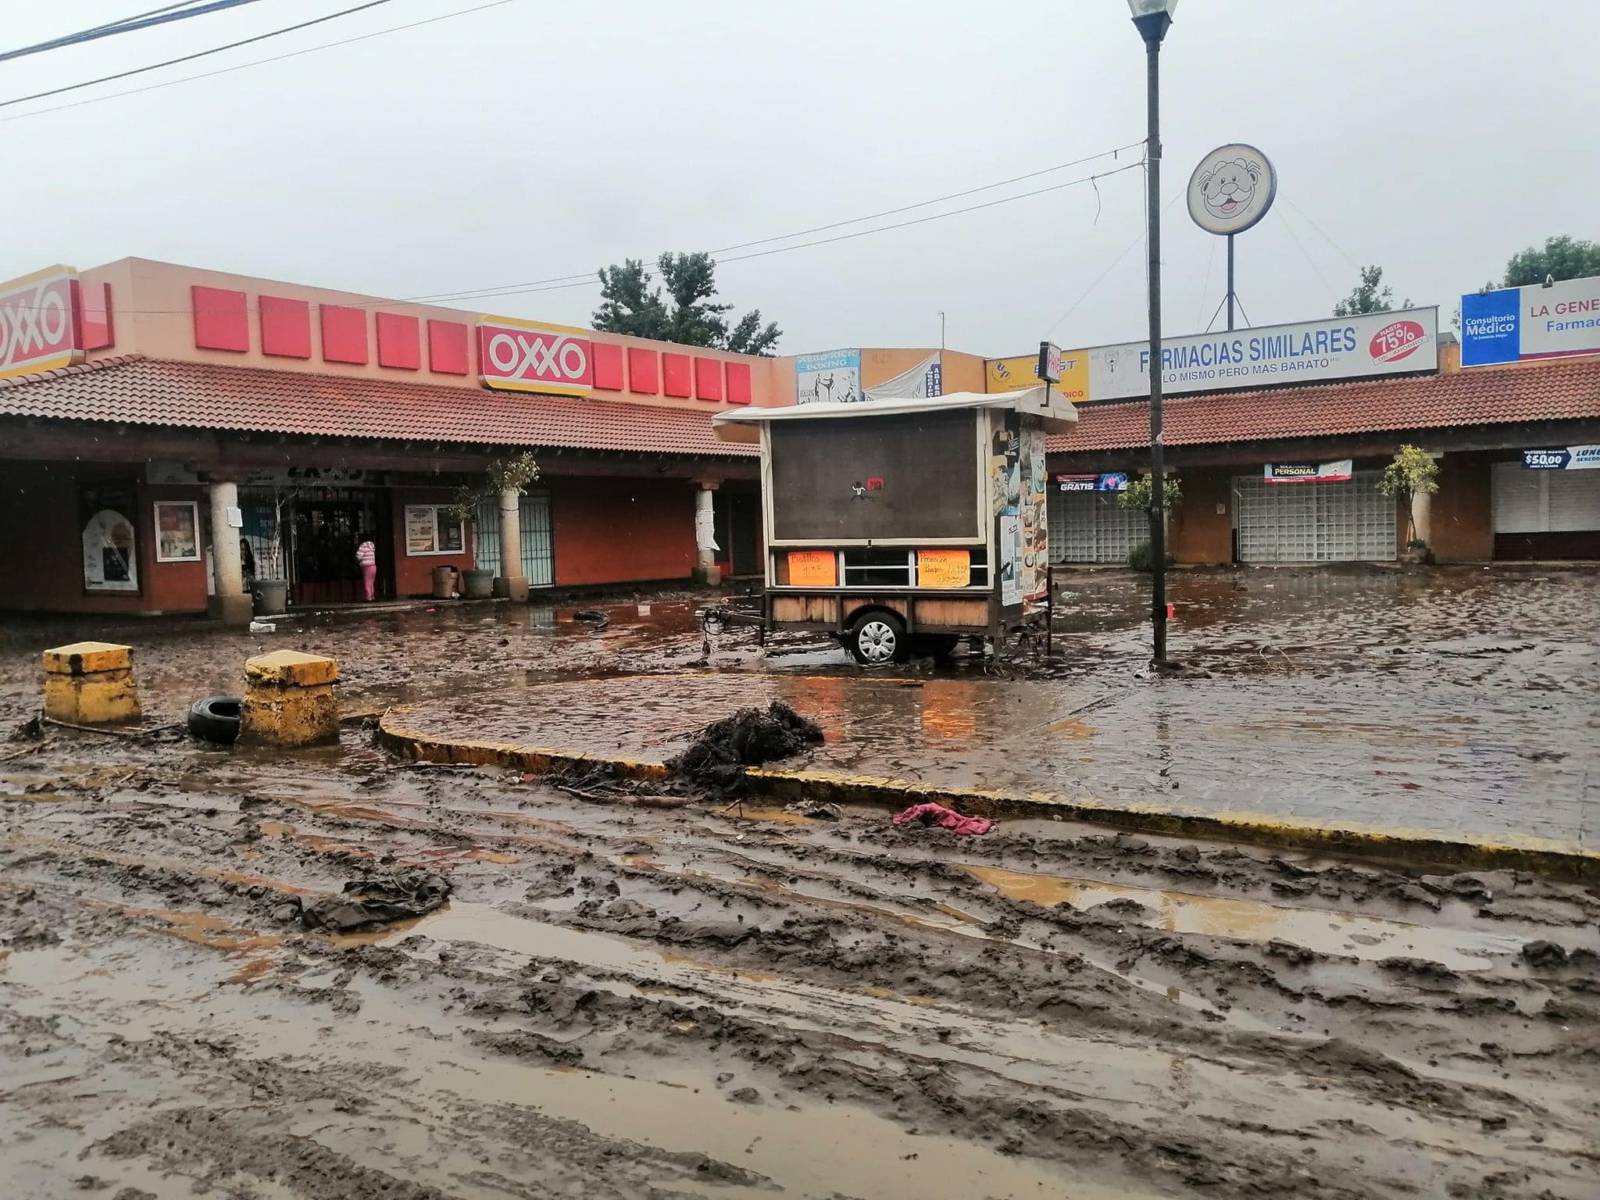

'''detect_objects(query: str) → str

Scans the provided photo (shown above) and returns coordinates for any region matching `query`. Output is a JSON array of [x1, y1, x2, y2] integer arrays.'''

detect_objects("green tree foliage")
[[1375, 444, 1439, 546], [1333, 265, 1411, 317], [1117, 474, 1182, 513], [593, 252, 781, 355], [447, 451, 541, 525], [1503, 235, 1600, 287]]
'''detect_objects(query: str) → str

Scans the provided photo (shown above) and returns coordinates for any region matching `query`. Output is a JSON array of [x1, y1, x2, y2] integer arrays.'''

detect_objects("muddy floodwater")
[[3, 567, 1599, 1198]]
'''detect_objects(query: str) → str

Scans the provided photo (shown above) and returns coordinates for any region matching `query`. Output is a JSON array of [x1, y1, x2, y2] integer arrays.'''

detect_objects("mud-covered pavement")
[[4, 568, 1600, 1198]]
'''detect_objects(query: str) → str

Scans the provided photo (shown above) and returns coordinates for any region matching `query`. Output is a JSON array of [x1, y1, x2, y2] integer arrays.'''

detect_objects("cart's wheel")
[[846, 611, 907, 666]]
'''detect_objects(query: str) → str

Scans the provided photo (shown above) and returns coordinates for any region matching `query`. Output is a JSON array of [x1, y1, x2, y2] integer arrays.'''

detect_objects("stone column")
[[1410, 487, 1433, 548], [43, 641, 141, 725], [239, 650, 340, 747], [493, 487, 529, 601], [694, 482, 720, 586], [208, 480, 253, 626]]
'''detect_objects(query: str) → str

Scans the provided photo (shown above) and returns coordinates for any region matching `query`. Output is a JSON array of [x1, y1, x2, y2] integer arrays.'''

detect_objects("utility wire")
[[410, 143, 1146, 303], [0, 0, 517, 123], [0, 0, 395, 109], [1282, 197, 1363, 271], [0, 158, 1145, 315], [411, 160, 1146, 307], [0, 1, 266, 65], [1275, 206, 1335, 300]]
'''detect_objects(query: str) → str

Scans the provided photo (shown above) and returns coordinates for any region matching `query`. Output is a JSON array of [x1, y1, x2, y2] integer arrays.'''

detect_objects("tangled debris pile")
[[666, 702, 824, 791], [299, 872, 452, 934]]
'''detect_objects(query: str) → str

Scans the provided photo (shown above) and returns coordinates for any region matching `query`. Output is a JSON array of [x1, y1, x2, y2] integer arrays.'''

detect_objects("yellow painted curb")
[[376, 707, 1600, 882]]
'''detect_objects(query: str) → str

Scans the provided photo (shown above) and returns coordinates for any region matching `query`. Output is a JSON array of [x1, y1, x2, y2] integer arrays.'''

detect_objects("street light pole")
[[1129, 0, 1176, 665]]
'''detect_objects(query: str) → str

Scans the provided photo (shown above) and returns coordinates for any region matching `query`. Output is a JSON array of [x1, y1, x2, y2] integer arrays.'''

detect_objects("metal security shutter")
[[1048, 490, 1147, 563], [1494, 462, 1600, 532], [1234, 470, 1395, 562], [473, 495, 555, 587]]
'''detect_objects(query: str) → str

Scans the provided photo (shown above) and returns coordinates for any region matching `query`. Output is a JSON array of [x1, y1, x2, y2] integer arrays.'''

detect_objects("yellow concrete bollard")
[[239, 650, 340, 747], [42, 641, 142, 725]]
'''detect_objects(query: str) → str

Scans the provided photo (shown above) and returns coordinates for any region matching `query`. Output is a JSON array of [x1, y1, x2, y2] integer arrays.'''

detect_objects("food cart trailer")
[[711, 386, 1077, 663]]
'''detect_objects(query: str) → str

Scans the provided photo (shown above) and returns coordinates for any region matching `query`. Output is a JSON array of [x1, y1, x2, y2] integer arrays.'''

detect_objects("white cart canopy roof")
[[712, 387, 1078, 443]]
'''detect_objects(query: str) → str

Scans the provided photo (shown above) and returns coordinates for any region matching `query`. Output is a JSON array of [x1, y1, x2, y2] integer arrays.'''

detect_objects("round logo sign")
[[1187, 143, 1277, 236]]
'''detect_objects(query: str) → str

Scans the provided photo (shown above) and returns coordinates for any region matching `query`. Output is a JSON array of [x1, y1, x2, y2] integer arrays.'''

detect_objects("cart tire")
[[187, 695, 242, 744], [846, 611, 907, 666]]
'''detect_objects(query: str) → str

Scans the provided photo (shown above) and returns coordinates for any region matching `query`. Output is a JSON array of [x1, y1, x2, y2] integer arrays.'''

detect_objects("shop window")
[[404, 505, 465, 556], [79, 481, 139, 593], [153, 500, 202, 562]]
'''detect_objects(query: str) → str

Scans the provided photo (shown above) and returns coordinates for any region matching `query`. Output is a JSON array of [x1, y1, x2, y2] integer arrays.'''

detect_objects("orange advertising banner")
[[917, 549, 971, 588], [787, 550, 837, 586]]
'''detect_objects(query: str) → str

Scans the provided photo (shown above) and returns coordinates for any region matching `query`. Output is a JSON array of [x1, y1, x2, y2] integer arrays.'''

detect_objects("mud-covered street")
[[4, 568, 1599, 1199]]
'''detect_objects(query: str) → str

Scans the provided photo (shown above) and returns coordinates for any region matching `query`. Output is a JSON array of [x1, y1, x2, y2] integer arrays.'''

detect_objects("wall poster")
[[795, 349, 862, 405], [80, 483, 139, 593], [154, 500, 202, 562], [1018, 423, 1049, 604]]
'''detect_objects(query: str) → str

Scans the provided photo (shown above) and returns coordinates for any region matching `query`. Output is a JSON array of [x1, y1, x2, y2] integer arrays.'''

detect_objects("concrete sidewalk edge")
[[377, 711, 1599, 883]]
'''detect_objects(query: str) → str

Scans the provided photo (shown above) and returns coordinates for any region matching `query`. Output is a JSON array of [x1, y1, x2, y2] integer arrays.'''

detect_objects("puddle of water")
[[965, 865, 1523, 970]]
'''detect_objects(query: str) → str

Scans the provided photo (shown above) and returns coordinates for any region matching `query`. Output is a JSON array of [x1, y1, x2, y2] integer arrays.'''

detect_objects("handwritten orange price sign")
[[917, 549, 970, 588], [787, 550, 837, 586]]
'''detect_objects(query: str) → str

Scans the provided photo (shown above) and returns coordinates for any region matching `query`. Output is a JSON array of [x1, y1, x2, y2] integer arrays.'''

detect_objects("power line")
[[0, 0, 395, 109], [409, 142, 1146, 303], [409, 160, 1145, 308], [1275, 206, 1335, 299], [0, 158, 1144, 316], [1282, 197, 1363, 272], [0, 0, 519, 123], [0, 1, 265, 65]]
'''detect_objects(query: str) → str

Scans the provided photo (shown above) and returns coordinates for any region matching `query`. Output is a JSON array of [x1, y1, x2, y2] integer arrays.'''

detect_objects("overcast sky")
[[2, 0, 1594, 358]]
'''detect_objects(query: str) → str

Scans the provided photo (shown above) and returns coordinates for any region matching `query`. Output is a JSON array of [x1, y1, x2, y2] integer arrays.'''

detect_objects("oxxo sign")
[[0, 266, 82, 381], [478, 317, 592, 396]]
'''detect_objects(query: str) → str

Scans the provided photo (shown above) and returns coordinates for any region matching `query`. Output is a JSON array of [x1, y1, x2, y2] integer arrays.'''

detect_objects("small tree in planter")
[[1376, 445, 1438, 563], [447, 452, 542, 595], [1118, 475, 1182, 572]]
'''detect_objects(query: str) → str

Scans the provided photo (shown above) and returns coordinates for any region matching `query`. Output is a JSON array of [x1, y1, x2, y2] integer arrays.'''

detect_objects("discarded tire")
[[187, 695, 242, 744]]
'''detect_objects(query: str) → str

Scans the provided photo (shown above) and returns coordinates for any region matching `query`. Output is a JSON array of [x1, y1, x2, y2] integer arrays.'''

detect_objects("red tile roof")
[[1048, 357, 1600, 454], [0, 355, 755, 458]]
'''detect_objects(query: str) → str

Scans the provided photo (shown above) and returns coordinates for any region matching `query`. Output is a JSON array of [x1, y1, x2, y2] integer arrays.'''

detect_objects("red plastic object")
[[376, 312, 421, 370], [191, 286, 249, 352], [79, 282, 114, 351], [259, 295, 311, 359], [627, 347, 659, 394], [1166, 603, 1176, 619], [694, 357, 724, 402], [592, 342, 624, 390], [725, 361, 752, 405], [319, 304, 368, 364], [661, 352, 691, 398], [427, 320, 469, 375]]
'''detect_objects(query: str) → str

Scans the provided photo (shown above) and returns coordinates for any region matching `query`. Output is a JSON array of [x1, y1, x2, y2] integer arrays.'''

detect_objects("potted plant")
[[1376, 446, 1439, 565], [448, 452, 541, 600], [252, 486, 296, 614]]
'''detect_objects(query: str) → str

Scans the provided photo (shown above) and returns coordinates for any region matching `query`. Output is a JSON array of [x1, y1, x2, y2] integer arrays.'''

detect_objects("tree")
[[1503, 235, 1600, 287], [593, 252, 781, 355], [1333, 265, 1411, 317], [1375, 444, 1438, 549]]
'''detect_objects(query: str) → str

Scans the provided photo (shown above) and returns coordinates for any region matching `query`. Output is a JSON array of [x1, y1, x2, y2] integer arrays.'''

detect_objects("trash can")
[[431, 566, 456, 599], [253, 578, 288, 615], [463, 568, 494, 599]]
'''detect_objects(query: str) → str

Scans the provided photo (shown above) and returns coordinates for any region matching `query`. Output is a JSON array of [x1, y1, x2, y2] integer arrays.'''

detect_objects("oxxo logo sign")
[[477, 319, 592, 396], [0, 267, 81, 380]]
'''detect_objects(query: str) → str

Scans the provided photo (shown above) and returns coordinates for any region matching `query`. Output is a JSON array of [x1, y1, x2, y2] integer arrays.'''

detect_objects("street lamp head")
[[1128, 0, 1177, 45]]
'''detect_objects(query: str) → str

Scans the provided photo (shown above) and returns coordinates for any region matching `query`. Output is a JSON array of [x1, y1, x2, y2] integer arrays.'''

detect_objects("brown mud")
[[3, 568, 1599, 1197]]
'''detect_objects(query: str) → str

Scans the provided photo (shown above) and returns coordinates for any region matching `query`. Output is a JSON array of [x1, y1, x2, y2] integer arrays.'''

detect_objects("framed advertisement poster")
[[154, 500, 202, 562], [80, 482, 139, 593]]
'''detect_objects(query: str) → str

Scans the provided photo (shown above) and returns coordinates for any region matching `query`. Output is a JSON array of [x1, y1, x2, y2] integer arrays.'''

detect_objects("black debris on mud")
[[299, 872, 451, 934], [665, 701, 824, 791]]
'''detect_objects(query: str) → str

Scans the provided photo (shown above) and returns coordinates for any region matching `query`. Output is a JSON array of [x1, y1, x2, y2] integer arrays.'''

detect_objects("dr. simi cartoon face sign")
[[1187, 143, 1277, 236]]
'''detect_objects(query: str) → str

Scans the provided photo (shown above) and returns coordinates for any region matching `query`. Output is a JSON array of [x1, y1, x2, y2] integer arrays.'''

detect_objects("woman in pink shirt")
[[355, 533, 377, 602]]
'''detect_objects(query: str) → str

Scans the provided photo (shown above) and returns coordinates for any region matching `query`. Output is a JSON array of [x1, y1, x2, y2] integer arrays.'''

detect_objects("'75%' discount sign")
[[477, 317, 592, 396]]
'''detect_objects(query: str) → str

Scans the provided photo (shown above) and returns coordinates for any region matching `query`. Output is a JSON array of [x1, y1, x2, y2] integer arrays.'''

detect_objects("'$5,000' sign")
[[0, 267, 81, 381], [478, 318, 592, 396]]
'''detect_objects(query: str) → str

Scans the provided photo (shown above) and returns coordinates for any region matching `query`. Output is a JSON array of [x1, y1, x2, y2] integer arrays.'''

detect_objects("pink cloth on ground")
[[891, 802, 993, 836]]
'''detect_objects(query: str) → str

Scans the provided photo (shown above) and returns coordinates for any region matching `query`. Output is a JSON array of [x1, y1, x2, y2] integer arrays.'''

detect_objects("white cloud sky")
[[2, 0, 1593, 357]]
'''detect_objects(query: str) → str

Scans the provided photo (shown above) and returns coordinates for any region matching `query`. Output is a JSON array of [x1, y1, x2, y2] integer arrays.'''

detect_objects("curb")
[[377, 709, 1600, 883]]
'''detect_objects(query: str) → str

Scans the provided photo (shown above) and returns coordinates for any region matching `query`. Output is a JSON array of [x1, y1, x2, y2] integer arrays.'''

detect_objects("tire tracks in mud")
[[4, 737, 1600, 1199]]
